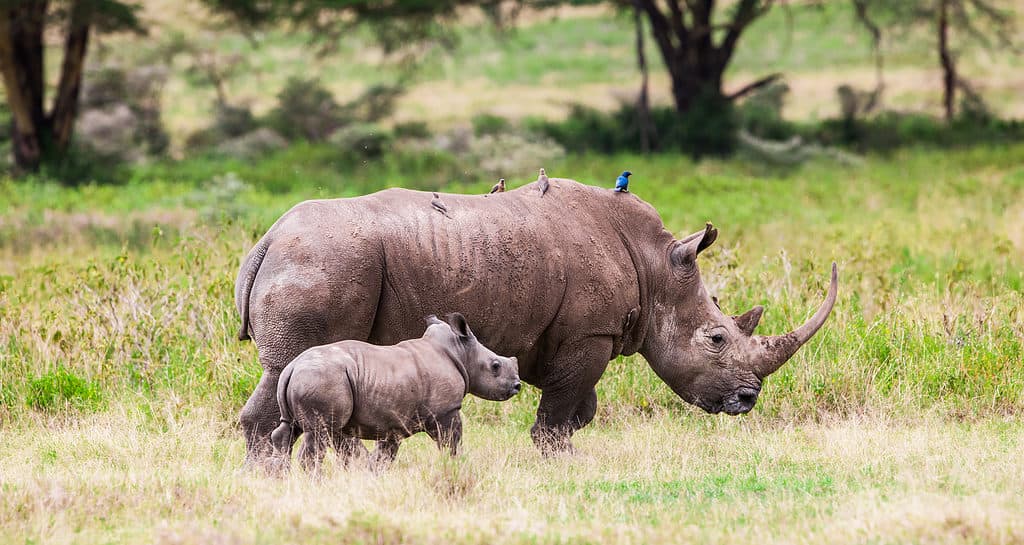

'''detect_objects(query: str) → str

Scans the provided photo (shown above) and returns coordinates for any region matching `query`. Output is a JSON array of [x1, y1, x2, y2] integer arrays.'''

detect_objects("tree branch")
[[718, 0, 774, 62], [726, 72, 782, 101], [635, 0, 679, 76]]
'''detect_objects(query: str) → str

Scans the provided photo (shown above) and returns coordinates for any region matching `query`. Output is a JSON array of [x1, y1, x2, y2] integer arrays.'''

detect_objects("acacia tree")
[[0, 0, 140, 171], [630, 0, 782, 113], [853, 0, 1017, 121]]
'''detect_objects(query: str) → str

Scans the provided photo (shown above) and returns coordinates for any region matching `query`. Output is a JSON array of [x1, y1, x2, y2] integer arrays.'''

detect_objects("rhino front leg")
[[530, 337, 612, 456], [428, 410, 463, 457]]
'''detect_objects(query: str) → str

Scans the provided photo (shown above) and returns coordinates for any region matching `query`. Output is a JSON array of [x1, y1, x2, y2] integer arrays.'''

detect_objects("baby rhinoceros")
[[269, 313, 521, 474]]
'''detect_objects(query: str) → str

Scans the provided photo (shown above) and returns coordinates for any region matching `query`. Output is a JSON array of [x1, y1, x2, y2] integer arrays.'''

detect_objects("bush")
[[471, 113, 512, 136], [393, 121, 432, 140], [74, 64, 170, 165], [329, 123, 394, 158], [25, 366, 104, 412], [532, 93, 738, 158], [267, 77, 346, 142], [735, 81, 799, 141], [810, 112, 1024, 152]]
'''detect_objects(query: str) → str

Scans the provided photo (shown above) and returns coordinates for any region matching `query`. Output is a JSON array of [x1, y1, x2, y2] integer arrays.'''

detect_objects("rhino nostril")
[[737, 388, 759, 406]]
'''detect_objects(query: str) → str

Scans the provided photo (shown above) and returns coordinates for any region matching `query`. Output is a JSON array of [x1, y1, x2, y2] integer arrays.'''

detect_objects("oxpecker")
[[537, 168, 549, 197], [490, 178, 506, 194], [431, 192, 452, 218]]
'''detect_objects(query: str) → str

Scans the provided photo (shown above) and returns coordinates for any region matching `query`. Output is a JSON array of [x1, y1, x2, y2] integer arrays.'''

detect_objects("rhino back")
[[252, 180, 660, 381]]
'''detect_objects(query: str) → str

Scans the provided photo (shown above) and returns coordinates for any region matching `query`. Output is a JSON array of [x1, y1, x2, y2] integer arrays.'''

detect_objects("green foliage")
[[393, 121, 432, 140], [531, 95, 737, 158], [267, 77, 347, 142], [811, 112, 1024, 152], [2, 144, 1023, 424], [329, 123, 395, 158], [25, 366, 104, 413], [471, 113, 512, 136]]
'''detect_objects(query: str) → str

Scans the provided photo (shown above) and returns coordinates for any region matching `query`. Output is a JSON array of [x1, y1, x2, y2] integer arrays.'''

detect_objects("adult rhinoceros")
[[235, 177, 837, 462]]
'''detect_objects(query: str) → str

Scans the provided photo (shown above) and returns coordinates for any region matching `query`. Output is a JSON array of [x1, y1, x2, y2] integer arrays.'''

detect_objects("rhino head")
[[641, 224, 838, 415]]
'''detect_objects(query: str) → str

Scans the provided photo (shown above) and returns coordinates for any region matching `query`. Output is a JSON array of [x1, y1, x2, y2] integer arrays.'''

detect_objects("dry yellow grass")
[[2, 408, 1022, 544]]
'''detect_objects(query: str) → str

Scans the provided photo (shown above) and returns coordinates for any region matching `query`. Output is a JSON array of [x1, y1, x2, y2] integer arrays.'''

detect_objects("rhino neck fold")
[[608, 224, 676, 358], [441, 344, 471, 398]]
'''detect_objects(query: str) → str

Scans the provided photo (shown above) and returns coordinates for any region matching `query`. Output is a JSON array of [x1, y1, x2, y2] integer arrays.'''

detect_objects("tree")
[[852, 0, 1017, 121], [0, 0, 141, 172], [630, 0, 782, 114]]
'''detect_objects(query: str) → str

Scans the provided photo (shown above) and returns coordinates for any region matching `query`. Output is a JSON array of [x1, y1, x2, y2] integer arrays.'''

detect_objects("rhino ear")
[[671, 223, 717, 268], [733, 306, 764, 336], [445, 312, 474, 339]]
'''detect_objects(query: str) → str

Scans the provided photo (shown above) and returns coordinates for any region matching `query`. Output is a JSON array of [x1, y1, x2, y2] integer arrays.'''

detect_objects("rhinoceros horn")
[[754, 262, 838, 378]]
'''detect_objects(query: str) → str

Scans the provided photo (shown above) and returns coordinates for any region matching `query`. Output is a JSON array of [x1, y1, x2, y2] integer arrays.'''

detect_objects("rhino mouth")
[[693, 387, 760, 416]]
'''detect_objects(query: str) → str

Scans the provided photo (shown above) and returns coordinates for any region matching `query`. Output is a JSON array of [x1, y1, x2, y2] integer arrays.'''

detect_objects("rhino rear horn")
[[733, 306, 764, 336]]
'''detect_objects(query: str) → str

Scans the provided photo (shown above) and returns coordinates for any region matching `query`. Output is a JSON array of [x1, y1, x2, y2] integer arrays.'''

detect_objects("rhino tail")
[[270, 362, 298, 452], [236, 236, 271, 341]]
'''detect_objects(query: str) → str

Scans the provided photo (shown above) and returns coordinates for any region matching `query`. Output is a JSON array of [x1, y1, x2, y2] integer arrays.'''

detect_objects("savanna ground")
[[3, 2, 1024, 544]]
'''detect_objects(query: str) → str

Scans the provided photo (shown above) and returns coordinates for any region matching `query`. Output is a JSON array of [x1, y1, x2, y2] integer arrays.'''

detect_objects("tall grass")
[[2, 144, 1022, 426], [2, 144, 1023, 543]]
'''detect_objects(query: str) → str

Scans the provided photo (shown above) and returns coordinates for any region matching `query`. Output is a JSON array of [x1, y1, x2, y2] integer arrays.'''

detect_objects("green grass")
[[1, 144, 1023, 543]]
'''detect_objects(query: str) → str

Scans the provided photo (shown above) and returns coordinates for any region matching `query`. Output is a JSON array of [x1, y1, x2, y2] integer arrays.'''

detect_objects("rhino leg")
[[242, 271, 378, 467], [331, 431, 367, 468], [530, 337, 612, 456], [427, 410, 463, 457], [240, 368, 282, 466], [298, 428, 328, 477], [369, 438, 401, 472]]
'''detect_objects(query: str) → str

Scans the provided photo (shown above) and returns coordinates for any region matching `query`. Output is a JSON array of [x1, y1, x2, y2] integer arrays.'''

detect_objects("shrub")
[[25, 366, 104, 412], [329, 123, 394, 158], [267, 77, 346, 142], [471, 113, 512, 136], [532, 93, 738, 158], [393, 121, 432, 140]]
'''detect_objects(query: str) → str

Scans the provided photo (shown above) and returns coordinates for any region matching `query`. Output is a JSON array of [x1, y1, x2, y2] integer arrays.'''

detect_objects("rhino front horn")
[[755, 262, 838, 378]]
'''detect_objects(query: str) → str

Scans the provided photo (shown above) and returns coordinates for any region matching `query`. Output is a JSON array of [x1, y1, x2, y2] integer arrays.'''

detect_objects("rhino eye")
[[709, 333, 725, 345], [490, 360, 501, 372]]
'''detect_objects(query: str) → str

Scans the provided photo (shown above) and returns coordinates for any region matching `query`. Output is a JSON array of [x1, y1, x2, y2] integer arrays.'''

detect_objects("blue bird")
[[614, 171, 632, 193]]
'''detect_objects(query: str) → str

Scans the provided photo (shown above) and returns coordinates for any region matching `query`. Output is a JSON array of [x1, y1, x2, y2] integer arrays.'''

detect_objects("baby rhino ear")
[[445, 312, 474, 339]]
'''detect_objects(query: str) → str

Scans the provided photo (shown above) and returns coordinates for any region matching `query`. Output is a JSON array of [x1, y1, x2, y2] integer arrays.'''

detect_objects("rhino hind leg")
[[240, 369, 281, 467], [331, 432, 367, 468], [369, 438, 401, 472], [297, 428, 329, 477], [530, 337, 612, 456]]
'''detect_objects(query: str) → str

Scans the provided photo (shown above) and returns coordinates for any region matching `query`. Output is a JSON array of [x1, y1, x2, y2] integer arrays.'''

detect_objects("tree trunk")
[[0, 1, 48, 171], [50, 0, 92, 151], [633, 2, 654, 153], [938, 0, 955, 122]]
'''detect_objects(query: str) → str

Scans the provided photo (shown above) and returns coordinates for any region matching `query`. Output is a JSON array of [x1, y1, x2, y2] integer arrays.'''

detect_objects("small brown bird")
[[489, 178, 506, 194], [537, 168, 549, 197], [431, 192, 451, 218]]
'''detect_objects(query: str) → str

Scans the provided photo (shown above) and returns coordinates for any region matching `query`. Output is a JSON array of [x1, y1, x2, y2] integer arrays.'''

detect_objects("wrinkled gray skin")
[[236, 177, 838, 464], [269, 313, 520, 474]]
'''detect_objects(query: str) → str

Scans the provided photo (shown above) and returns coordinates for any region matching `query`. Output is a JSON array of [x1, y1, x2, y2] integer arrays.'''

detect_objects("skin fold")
[[236, 178, 837, 464]]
